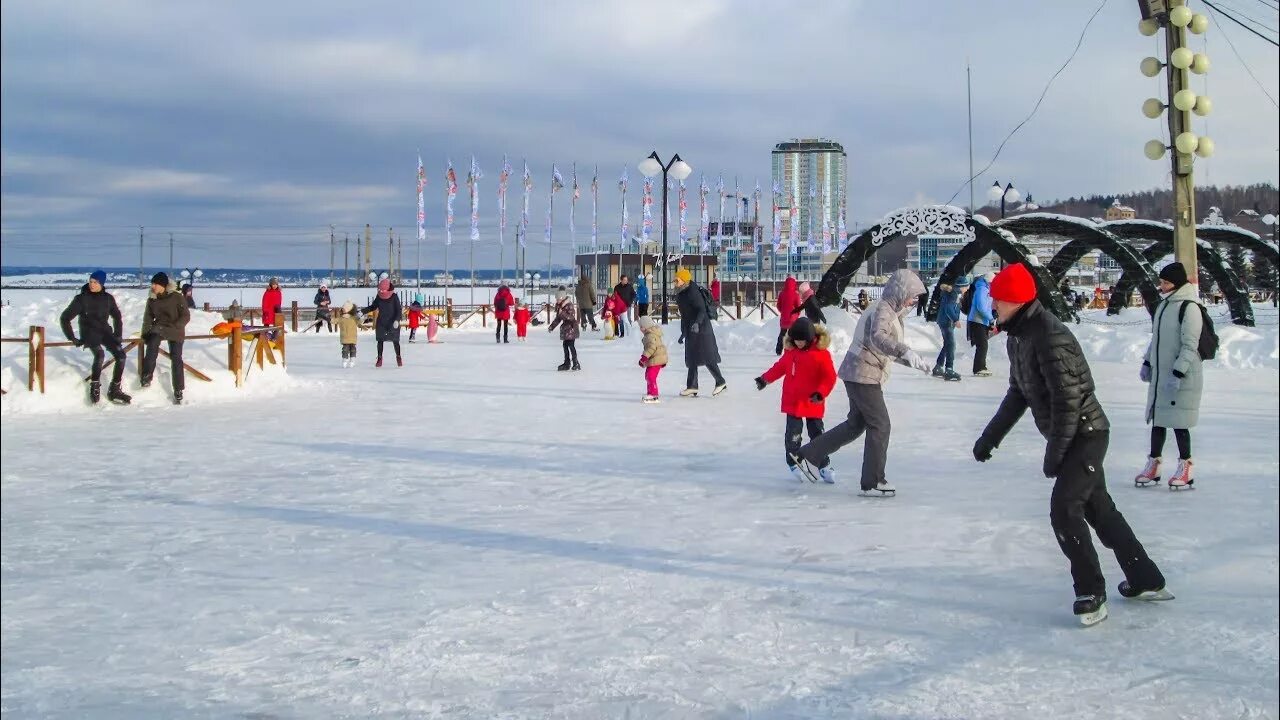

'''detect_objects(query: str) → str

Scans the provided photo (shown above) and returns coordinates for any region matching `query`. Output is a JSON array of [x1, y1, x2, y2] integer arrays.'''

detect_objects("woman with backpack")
[[493, 283, 515, 343], [1135, 262, 1207, 490]]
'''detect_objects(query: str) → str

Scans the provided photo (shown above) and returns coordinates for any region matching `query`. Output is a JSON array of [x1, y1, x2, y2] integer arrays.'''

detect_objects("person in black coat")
[[311, 285, 333, 333], [362, 279, 403, 366], [60, 270, 131, 404], [674, 269, 726, 397], [141, 272, 192, 404], [792, 282, 827, 325], [613, 275, 636, 338], [972, 264, 1168, 625]]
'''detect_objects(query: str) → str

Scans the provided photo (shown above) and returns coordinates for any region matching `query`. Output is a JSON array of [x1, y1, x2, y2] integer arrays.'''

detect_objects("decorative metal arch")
[[1103, 220, 1257, 326], [817, 205, 1073, 321], [992, 214, 1162, 316]]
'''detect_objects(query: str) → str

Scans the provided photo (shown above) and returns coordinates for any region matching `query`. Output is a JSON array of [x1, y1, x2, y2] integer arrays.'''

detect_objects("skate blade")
[[1168, 482, 1195, 491], [1077, 603, 1109, 627], [1134, 477, 1161, 487], [787, 454, 819, 483], [1130, 588, 1175, 601], [858, 488, 896, 498]]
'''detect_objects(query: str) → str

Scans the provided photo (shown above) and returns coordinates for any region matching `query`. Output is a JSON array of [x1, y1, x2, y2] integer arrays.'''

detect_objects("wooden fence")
[[0, 318, 288, 395]]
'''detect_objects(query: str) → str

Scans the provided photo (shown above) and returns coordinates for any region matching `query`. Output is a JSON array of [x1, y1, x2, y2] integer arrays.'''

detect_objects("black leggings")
[[376, 339, 401, 360], [1150, 427, 1191, 460], [562, 339, 578, 365], [496, 319, 510, 341]]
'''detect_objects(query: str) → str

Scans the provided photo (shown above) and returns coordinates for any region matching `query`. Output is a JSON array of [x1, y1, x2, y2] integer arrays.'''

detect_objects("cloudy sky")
[[2, 0, 1277, 269]]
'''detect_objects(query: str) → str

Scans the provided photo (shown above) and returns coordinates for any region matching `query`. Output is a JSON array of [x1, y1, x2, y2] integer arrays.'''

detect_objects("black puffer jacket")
[[979, 300, 1109, 477], [60, 285, 123, 345]]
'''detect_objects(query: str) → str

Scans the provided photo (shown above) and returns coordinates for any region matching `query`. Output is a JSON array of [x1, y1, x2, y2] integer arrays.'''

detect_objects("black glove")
[[973, 436, 996, 463], [1042, 455, 1060, 479], [754, 377, 767, 390], [809, 392, 823, 403], [72, 337, 83, 348], [678, 335, 684, 344]]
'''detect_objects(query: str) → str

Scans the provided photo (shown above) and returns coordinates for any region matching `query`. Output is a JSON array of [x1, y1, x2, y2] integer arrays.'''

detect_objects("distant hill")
[[976, 183, 1279, 230]]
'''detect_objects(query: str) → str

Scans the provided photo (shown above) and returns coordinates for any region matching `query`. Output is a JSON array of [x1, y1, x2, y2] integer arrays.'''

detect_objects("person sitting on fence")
[[337, 301, 359, 368], [261, 278, 283, 339], [514, 300, 531, 342], [223, 300, 244, 323], [182, 283, 196, 309], [141, 271, 191, 405], [310, 284, 333, 333], [407, 301, 424, 343], [60, 270, 132, 405]]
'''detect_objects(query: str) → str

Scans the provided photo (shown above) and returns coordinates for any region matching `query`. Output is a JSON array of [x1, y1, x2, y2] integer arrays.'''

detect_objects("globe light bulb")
[[1139, 17, 1160, 36], [1189, 14, 1209, 34], [1142, 98, 1165, 119], [1173, 89, 1198, 112], [1169, 5, 1193, 27], [1174, 132, 1199, 155], [1171, 47, 1194, 70], [1140, 56, 1164, 78], [1144, 140, 1168, 160], [1194, 136, 1215, 158], [1193, 95, 1212, 117], [1190, 53, 1210, 75]]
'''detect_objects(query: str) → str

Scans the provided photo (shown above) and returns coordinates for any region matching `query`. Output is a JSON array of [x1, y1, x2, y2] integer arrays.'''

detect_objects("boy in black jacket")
[[60, 270, 131, 404], [972, 264, 1170, 626]]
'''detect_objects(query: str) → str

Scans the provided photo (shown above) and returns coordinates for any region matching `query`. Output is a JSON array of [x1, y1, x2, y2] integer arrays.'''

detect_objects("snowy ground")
[[2, 294, 1278, 719]]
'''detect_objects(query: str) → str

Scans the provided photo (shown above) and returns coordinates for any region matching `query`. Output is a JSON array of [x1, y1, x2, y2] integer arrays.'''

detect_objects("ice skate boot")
[[1073, 593, 1108, 627], [859, 480, 896, 497], [375, 357, 383, 368], [712, 382, 728, 396], [931, 365, 944, 378], [974, 369, 993, 377], [397, 356, 404, 367], [557, 362, 571, 372], [679, 388, 698, 397], [88, 381, 101, 404], [1134, 456, 1161, 487], [172, 390, 183, 406], [106, 382, 132, 405], [942, 369, 962, 382], [789, 466, 809, 483], [571, 360, 581, 371], [1168, 459, 1194, 490], [1118, 580, 1175, 601], [819, 467, 837, 485], [642, 395, 660, 404]]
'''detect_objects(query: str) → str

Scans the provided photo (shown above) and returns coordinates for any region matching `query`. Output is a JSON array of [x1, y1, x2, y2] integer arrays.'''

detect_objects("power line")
[[947, 0, 1110, 206], [1216, 0, 1279, 33], [1253, 0, 1278, 12], [1203, 0, 1280, 45], [1205, 4, 1280, 107]]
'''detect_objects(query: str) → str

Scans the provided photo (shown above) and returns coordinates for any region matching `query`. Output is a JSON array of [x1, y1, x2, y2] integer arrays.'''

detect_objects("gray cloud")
[[2, 0, 1276, 268]]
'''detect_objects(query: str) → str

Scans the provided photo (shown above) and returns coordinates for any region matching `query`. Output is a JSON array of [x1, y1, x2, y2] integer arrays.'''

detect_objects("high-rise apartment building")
[[771, 138, 847, 245]]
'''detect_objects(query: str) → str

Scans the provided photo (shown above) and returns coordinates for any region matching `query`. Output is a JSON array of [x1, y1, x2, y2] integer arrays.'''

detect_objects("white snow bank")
[[1, 291, 302, 414]]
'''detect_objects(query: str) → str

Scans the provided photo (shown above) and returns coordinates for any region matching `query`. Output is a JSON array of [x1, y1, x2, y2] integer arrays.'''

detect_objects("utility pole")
[[1140, 1, 1213, 283], [169, 232, 174, 280], [139, 226, 145, 287], [388, 227, 394, 283], [329, 224, 335, 287], [364, 224, 372, 284], [344, 232, 350, 287], [397, 234, 403, 286]]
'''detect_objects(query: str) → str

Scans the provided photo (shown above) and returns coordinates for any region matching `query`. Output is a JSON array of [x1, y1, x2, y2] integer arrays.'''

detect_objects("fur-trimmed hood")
[[783, 323, 831, 352]]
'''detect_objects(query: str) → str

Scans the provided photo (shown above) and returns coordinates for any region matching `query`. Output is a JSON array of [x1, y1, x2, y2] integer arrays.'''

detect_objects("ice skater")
[[971, 263, 1170, 626], [140, 271, 192, 405], [793, 269, 934, 496], [1135, 262, 1206, 490], [493, 283, 515, 344], [514, 300, 531, 341], [775, 277, 800, 356], [933, 276, 966, 381], [310, 284, 333, 333], [754, 318, 837, 483], [547, 287, 581, 371], [407, 301, 424, 342], [337, 301, 359, 367], [638, 315, 667, 403], [362, 278, 403, 367], [966, 272, 996, 376], [674, 268, 726, 397], [59, 270, 132, 405]]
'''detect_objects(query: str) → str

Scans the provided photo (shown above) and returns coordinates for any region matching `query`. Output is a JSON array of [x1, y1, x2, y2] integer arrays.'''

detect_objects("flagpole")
[[547, 187, 554, 301]]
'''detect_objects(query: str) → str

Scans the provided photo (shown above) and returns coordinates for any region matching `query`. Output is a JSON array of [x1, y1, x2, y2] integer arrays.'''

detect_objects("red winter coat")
[[602, 294, 624, 319], [514, 306, 531, 328], [759, 324, 836, 418], [408, 308, 423, 329], [776, 277, 800, 329], [493, 286, 515, 320], [710, 279, 721, 302], [261, 287, 283, 326]]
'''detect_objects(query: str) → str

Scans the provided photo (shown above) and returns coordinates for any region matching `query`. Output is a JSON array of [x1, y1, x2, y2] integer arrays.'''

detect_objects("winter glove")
[[754, 377, 767, 391], [393, 321, 400, 329], [72, 337, 84, 348], [1163, 373, 1182, 394], [678, 335, 684, 344], [690, 323, 701, 334], [1042, 456, 1059, 479], [1139, 362, 1151, 383], [902, 349, 933, 374], [809, 392, 823, 403], [638, 356, 648, 368], [973, 436, 996, 463]]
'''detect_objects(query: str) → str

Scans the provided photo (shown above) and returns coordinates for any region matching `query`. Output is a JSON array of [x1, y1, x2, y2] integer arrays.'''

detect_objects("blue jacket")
[[937, 288, 962, 326], [635, 277, 650, 304], [967, 277, 994, 326]]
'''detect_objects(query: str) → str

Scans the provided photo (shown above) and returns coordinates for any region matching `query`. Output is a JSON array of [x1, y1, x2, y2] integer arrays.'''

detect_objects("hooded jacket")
[[760, 324, 837, 418], [978, 299, 1109, 478], [641, 323, 668, 367], [261, 286, 283, 326], [60, 284, 124, 345], [967, 276, 995, 326], [337, 309, 359, 344], [493, 286, 515, 321], [575, 277, 596, 309], [635, 277, 650, 304], [777, 278, 801, 330], [548, 298, 581, 341], [1143, 282, 1204, 428], [838, 269, 925, 385], [937, 286, 962, 326], [142, 289, 191, 342]]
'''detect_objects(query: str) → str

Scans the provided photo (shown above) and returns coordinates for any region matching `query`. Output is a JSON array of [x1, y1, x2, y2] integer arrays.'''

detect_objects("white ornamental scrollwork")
[[869, 206, 974, 247]]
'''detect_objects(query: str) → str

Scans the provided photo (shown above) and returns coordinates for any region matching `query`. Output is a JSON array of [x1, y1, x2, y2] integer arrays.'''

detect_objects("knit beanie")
[[989, 264, 1037, 304], [787, 317, 816, 344], [638, 315, 657, 331], [150, 271, 169, 288], [675, 268, 692, 284], [89, 270, 107, 286], [1159, 262, 1189, 288]]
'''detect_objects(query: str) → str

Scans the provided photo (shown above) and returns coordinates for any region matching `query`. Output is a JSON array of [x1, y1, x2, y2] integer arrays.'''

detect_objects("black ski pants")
[[376, 339, 402, 360], [87, 336, 127, 384], [785, 415, 828, 469], [562, 339, 579, 365], [968, 321, 990, 374], [800, 381, 891, 491], [1049, 431, 1163, 597], [142, 335, 184, 393], [579, 307, 597, 330], [685, 363, 725, 390], [495, 319, 510, 342]]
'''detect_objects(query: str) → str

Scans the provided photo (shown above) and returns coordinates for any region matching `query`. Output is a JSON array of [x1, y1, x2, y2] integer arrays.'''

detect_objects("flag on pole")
[[570, 163, 579, 245], [618, 166, 629, 244], [807, 183, 817, 249], [753, 180, 762, 249], [771, 182, 782, 250], [698, 175, 710, 252], [789, 187, 800, 251], [837, 204, 847, 251], [416, 155, 426, 242], [641, 176, 653, 242], [468, 155, 482, 242], [546, 164, 564, 245], [715, 174, 725, 249], [498, 155, 511, 244], [733, 176, 741, 246], [446, 159, 458, 246], [678, 179, 688, 245], [520, 159, 531, 249], [590, 166, 598, 249]]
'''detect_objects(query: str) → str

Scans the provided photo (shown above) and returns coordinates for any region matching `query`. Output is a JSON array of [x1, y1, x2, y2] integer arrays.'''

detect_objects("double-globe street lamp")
[[638, 151, 693, 324], [988, 181, 1022, 219]]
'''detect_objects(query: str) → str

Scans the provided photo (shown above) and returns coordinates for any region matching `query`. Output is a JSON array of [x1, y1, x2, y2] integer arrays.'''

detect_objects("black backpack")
[[495, 295, 508, 312], [1178, 300, 1219, 360], [698, 284, 717, 317], [959, 285, 974, 315]]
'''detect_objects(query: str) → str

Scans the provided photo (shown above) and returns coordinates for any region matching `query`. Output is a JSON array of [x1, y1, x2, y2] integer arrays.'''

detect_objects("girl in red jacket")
[[775, 276, 800, 356], [513, 300, 531, 341], [754, 318, 837, 483], [407, 301, 424, 342]]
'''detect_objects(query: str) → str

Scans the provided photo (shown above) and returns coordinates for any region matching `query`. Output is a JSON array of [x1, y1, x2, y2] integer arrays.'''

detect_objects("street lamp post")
[[638, 151, 693, 324], [988, 181, 1022, 220]]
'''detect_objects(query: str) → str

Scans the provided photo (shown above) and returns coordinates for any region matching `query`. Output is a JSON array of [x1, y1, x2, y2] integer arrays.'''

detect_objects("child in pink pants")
[[638, 315, 667, 403]]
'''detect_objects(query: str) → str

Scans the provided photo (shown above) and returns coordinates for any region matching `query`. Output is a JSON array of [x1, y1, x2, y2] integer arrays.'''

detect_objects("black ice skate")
[[106, 382, 132, 405], [1118, 581, 1175, 602], [1073, 593, 1108, 627], [88, 381, 101, 404], [557, 362, 571, 372]]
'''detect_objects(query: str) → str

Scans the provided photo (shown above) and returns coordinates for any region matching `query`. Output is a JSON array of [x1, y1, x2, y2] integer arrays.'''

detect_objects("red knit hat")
[[989, 263, 1038, 304]]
